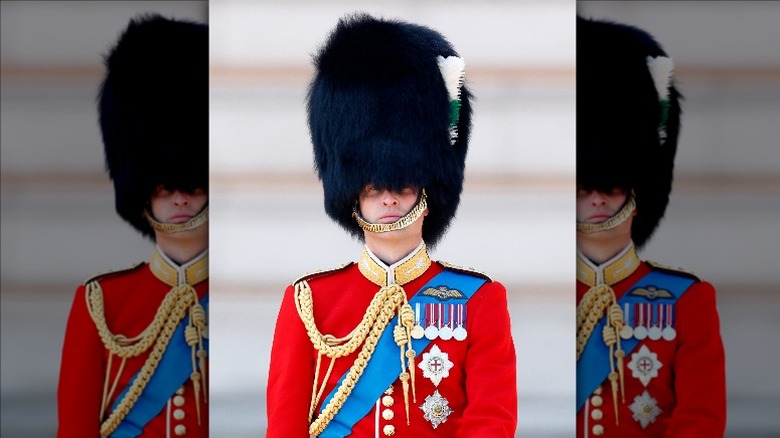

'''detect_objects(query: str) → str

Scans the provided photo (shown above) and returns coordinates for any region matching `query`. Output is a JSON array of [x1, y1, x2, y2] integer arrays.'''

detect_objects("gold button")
[[592, 424, 604, 436], [382, 409, 394, 421], [382, 395, 394, 407], [384, 386, 394, 396], [383, 425, 395, 436], [594, 387, 603, 395], [591, 408, 603, 420], [591, 395, 603, 407], [173, 395, 185, 407], [176, 386, 185, 395], [174, 424, 187, 436], [173, 408, 185, 420]]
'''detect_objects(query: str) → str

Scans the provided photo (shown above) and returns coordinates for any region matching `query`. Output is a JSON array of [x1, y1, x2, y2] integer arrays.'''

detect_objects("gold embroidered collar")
[[150, 246, 209, 287], [358, 242, 431, 287], [577, 242, 640, 287]]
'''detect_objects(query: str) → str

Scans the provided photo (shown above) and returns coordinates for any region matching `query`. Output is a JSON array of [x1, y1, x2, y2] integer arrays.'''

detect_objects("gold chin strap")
[[353, 189, 428, 233], [577, 191, 636, 234], [145, 205, 209, 234]]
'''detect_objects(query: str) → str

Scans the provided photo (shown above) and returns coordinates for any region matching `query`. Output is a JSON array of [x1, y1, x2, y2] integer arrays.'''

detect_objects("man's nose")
[[590, 191, 607, 206], [380, 191, 399, 206], [172, 191, 190, 206]]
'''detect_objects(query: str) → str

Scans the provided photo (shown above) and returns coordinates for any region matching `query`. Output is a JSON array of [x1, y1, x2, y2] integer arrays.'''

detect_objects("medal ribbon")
[[576, 271, 694, 411], [109, 294, 209, 438], [317, 270, 486, 438]]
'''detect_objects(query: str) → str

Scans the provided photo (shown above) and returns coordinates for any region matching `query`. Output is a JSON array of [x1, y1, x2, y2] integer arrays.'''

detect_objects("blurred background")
[[1, 2, 208, 437], [8, 1, 777, 438], [578, 2, 780, 437]]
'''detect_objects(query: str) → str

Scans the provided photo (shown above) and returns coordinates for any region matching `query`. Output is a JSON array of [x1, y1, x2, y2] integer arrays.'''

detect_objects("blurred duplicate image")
[[56, 13, 210, 437], [575, 15, 726, 438], [266, 13, 517, 437]]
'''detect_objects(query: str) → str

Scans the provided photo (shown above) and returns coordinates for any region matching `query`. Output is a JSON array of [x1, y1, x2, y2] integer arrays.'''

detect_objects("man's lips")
[[169, 214, 193, 223], [378, 215, 401, 223], [588, 213, 612, 223]]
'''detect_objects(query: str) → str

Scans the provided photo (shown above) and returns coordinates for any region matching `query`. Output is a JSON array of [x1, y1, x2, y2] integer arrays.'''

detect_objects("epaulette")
[[293, 262, 354, 286], [437, 261, 493, 282], [82, 261, 145, 285], [646, 260, 701, 282]]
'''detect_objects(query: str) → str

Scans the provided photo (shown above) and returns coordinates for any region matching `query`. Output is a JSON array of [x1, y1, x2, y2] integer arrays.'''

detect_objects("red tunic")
[[576, 248, 726, 437], [57, 250, 209, 438], [267, 254, 517, 437]]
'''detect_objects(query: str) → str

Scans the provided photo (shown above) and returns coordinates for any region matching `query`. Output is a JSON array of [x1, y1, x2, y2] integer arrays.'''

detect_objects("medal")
[[439, 303, 454, 340], [633, 303, 648, 340], [420, 390, 453, 429], [424, 303, 439, 340], [662, 304, 676, 341], [453, 304, 467, 341], [411, 302, 425, 340], [629, 390, 663, 429], [418, 344, 453, 386], [627, 345, 663, 386], [648, 304, 662, 340], [619, 302, 633, 339]]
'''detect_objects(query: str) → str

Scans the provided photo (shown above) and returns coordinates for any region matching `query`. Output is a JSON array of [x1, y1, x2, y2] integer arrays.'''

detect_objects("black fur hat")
[[98, 14, 208, 239], [577, 16, 682, 248], [308, 13, 473, 247]]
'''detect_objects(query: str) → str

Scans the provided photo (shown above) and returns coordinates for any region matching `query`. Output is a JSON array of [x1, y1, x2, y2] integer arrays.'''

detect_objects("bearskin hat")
[[98, 14, 208, 239], [307, 13, 473, 247], [577, 16, 682, 248]]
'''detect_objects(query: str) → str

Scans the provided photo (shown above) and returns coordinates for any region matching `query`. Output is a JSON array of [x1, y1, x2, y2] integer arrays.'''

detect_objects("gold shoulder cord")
[[85, 280, 208, 435], [576, 284, 626, 425], [295, 280, 416, 436]]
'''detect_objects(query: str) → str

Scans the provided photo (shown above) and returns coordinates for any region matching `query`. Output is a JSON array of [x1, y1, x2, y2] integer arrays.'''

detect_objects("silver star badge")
[[418, 344, 453, 387], [627, 345, 663, 386], [629, 390, 663, 429], [420, 390, 453, 429]]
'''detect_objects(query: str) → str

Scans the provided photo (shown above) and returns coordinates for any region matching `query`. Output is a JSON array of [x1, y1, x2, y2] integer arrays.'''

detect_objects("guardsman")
[[576, 17, 726, 437], [266, 13, 517, 437], [57, 15, 209, 437]]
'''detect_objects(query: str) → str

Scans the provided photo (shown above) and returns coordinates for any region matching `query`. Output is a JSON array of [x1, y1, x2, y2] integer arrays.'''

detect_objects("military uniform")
[[58, 248, 208, 437], [267, 244, 516, 437], [576, 243, 725, 437]]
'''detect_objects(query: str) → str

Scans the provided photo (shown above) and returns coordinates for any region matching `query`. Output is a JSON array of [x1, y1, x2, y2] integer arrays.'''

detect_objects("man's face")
[[576, 187, 628, 224], [150, 185, 208, 224], [358, 184, 419, 224]]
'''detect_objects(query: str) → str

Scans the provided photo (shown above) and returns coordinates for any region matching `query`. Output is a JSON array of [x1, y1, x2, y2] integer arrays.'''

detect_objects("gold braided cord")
[[576, 283, 626, 425], [352, 189, 428, 234], [295, 281, 415, 436], [144, 205, 209, 234], [576, 285, 613, 360], [87, 281, 181, 358], [85, 281, 207, 436], [576, 192, 636, 234]]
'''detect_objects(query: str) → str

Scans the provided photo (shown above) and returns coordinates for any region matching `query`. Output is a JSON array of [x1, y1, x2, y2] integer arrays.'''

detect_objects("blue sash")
[[576, 271, 694, 410], [317, 270, 487, 437], [110, 294, 209, 438]]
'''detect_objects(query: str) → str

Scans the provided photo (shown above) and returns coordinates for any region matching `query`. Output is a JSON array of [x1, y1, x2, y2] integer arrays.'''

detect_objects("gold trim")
[[577, 192, 636, 234], [577, 243, 640, 287], [353, 190, 427, 234], [150, 247, 209, 287], [144, 205, 209, 234], [358, 243, 431, 287]]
